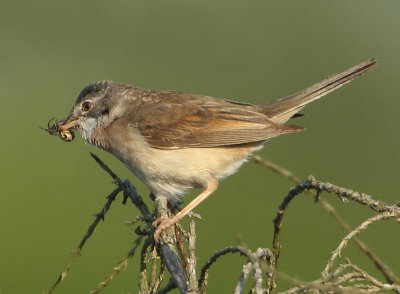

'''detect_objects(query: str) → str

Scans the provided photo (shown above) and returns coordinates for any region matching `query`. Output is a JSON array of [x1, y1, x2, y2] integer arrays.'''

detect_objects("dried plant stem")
[[154, 197, 189, 294], [153, 256, 166, 291], [187, 220, 199, 293], [89, 235, 144, 294], [268, 175, 399, 293], [149, 246, 160, 291], [199, 246, 253, 293], [46, 153, 152, 294], [234, 260, 252, 294], [46, 186, 122, 294], [154, 279, 176, 294], [47, 153, 400, 294], [254, 155, 400, 285], [139, 237, 153, 292], [342, 261, 400, 292], [323, 211, 397, 276], [199, 247, 272, 294], [279, 258, 400, 293]]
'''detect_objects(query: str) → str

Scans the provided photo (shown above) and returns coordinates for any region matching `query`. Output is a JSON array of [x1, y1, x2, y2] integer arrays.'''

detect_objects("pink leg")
[[153, 178, 219, 241]]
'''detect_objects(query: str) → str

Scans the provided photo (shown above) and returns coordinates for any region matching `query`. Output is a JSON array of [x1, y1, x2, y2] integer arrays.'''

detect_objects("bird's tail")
[[262, 58, 377, 124]]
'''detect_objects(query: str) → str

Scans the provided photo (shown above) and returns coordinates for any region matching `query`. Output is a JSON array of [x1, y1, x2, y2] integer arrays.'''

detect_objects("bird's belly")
[[106, 126, 265, 199], [117, 143, 263, 199]]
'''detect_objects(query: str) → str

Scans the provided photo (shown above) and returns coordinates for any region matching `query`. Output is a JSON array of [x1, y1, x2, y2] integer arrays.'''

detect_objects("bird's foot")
[[152, 216, 180, 242]]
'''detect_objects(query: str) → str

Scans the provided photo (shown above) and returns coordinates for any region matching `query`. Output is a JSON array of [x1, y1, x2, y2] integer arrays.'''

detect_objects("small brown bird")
[[47, 59, 376, 240]]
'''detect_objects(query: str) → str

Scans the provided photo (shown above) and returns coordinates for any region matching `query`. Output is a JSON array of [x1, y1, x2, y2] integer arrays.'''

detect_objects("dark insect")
[[40, 117, 75, 142]]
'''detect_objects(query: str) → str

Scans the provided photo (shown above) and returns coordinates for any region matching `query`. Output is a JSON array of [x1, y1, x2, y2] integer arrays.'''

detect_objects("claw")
[[152, 216, 179, 242]]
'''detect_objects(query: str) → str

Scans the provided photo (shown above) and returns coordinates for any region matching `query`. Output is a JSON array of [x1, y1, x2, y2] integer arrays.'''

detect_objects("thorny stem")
[[254, 155, 400, 287], [187, 221, 198, 293], [140, 237, 153, 292], [47, 153, 151, 294], [47, 153, 400, 294], [90, 235, 144, 294], [279, 259, 400, 293], [198, 246, 273, 294], [268, 174, 400, 293], [199, 246, 253, 292], [323, 211, 398, 276], [46, 186, 122, 294]]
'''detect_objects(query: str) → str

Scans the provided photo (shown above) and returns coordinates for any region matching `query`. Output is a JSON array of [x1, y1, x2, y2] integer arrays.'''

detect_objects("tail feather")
[[263, 59, 376, 123]]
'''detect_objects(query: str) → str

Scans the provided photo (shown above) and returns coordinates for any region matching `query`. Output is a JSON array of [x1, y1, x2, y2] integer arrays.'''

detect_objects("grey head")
[[47, 80, 137, 144], [66, 81, 135, 142], [72, 80, 134, 121]]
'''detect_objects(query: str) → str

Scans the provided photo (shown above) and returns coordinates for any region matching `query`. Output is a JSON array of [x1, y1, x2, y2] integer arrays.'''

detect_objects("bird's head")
[[45, 80, 133, 143]]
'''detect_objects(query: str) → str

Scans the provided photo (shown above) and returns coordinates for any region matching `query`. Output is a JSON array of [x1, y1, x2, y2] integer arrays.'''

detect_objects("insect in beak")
[[41, 117, 75, 142]]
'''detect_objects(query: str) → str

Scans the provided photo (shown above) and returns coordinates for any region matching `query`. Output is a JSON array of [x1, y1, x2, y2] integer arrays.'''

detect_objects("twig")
[[268, 178, 309, 293], [199, 246, 252, 293], [234, 260, 252, 294], [46, 186, 122, 294], [47, 153, 152, 294], [90, 152, 121, 184], [323, 211, 397, 276], [90, 235, 144, 294], [154, 197, 188, 294], [268, 175, 400, 293], [121, 179, 152, 221], [280, 258, 400, 293], [139, 237, 153, 292], [198, 246, 272, 293], [306, 176, 391, 212], [187, 220, 199, 293], [253, 155, 300, 184], [162, 244, 188, 294], [148, 245, 160, 291], [153, 255, 166, 291], [255, 155, 400, 285], [343, 260, 400, 292], [253, 248, 270, 294], [175, 224, 189, 276], [154, 278, 176, 294]]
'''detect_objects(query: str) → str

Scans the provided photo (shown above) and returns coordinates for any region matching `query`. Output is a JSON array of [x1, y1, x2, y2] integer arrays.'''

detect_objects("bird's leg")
[[149, 192, 180, 210], [153, 178, 219, 241]]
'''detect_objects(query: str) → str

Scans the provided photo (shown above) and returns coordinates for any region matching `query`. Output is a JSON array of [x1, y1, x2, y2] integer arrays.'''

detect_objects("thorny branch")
[[254, 155, 400, 287], [46, 154, 400, 294], [257, 160, 400, 293]]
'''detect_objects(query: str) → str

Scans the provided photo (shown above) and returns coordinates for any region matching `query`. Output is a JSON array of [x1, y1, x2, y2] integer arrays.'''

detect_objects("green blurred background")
[[1, 1, 399, 293]]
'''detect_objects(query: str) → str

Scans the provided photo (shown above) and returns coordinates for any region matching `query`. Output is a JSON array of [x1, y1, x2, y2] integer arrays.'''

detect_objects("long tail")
[[262, 58, 377, 123]]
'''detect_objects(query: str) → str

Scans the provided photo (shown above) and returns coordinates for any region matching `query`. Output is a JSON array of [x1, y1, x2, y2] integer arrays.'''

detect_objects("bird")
[[46, 59, 376, 241]]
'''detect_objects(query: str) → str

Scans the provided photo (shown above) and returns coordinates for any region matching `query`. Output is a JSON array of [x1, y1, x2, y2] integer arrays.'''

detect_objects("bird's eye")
[[81, 101, 92, 112]]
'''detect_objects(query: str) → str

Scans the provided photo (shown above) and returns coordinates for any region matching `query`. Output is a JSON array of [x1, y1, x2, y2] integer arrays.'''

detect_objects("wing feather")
[[132, 100, 303, 149]]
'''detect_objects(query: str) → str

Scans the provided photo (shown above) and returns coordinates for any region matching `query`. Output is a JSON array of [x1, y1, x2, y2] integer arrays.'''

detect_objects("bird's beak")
[[46, 116, 82, 142]]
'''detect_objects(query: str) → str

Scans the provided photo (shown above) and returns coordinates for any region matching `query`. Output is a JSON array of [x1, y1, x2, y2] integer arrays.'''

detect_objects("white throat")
[[79, 117, 99, 143]]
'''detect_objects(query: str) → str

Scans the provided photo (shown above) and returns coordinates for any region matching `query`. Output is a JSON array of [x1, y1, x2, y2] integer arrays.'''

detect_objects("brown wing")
[[132, 97, 303, 149]]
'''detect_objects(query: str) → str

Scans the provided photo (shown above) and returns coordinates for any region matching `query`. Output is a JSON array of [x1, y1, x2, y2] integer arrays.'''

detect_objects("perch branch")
[[187, 220, 199, 293], [154, 197, 189, 294]]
